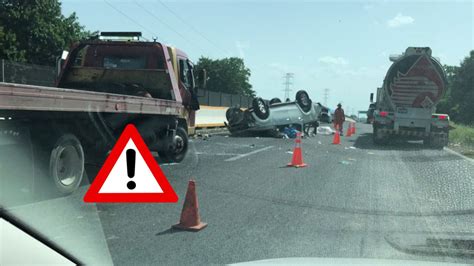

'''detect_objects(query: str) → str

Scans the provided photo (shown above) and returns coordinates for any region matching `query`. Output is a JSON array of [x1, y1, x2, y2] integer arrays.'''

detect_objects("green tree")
[[450, 51, 474, 124], [0, 0, 91, 65], [194, 57, 255, 97], [437, 65, 459, 117]]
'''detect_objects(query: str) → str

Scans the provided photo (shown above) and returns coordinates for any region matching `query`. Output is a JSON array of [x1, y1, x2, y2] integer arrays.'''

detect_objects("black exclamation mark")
[[126, 149, 136, 190]]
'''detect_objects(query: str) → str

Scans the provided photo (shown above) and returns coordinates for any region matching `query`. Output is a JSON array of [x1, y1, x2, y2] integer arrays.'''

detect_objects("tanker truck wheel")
[[158, 127, 188, 163], [49, 134, 85, 195], [373, 125, 388, 145], [425, 132, 448, 150]]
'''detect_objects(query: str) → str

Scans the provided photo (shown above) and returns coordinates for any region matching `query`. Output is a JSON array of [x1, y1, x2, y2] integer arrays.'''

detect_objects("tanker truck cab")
[[372, 47, 449, 148]]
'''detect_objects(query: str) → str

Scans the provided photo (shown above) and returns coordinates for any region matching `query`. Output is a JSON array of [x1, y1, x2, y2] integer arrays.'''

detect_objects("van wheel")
[[49, 134, 85, 194], [159, 127, 188, 163], [269, 98, 282, 105], [296, 90, 312, 113], [252, 97, 270, 120], [226, 107, 244, 125]]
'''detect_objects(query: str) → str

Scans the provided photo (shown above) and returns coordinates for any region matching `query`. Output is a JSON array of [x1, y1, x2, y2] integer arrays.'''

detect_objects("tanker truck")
[[371, 47, 449, 148]]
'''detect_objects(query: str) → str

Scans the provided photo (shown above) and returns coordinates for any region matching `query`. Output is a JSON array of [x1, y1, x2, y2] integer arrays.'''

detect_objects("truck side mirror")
[[56, 50, 69, 77], [370, 93, 374, 103], [197, 69, 207, 90]]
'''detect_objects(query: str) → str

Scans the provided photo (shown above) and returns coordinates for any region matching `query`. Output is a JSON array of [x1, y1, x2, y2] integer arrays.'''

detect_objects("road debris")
[[317, 126, 335, 135], [282, 126, 299, 139]]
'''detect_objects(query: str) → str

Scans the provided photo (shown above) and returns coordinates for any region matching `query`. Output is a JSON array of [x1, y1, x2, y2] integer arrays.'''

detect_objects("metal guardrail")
[[1, 59, 56, 86], [197, 90, 252, 108]]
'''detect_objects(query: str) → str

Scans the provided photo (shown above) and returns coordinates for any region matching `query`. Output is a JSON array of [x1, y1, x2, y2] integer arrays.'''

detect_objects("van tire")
[[269, 98, 282, 105], [296, 90, 312, 113], [252, 98, 270, 120]]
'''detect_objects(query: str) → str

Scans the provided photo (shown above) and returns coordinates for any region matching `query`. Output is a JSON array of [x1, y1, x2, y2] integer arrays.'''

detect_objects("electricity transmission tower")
[[323, 88, 329, 106], [283, 73, 294, 101]]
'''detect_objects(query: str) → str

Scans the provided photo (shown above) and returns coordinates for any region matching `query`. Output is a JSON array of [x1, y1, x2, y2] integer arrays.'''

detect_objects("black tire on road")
[[425, 132, 448, 149], [373, 126, 388, 145], [269, 98, 282, 105], [295, 90, 312, 113], [252, 97, 270, 120], [158, 127, 188, 163], [49, 134, 85, 195]]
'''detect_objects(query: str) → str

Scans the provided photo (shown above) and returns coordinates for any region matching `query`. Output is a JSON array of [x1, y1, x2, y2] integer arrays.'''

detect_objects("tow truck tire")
[[296, 90, 312, 113], [158, 127, 188, 163], [269, 98, 282, 105], [49, 134, 85, 195], [252, 97, 270, 120]]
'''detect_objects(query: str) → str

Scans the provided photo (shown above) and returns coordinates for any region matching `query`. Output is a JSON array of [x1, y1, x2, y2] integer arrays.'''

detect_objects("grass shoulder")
[[449, 122, 474, 158]]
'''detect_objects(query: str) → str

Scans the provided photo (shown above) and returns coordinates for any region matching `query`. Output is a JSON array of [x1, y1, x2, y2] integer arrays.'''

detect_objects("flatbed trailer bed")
[[0, 82, 184, 116]]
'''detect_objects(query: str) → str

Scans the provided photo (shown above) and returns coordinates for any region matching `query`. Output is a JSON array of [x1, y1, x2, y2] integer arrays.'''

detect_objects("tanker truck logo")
[[389, 55, 445, 108]]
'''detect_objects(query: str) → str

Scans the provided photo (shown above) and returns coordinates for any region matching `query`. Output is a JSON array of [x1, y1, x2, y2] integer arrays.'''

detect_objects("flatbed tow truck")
[[0, 32, 205, 194]]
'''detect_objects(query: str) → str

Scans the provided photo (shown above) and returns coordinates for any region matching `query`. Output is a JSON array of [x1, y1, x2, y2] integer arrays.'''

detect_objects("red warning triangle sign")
[[84, 124, 178, 203]]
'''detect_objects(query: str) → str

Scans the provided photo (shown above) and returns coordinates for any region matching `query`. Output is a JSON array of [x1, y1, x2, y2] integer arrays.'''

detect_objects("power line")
[[156, 0, 231, 56], [104, 0, 157, 39], [134, 0, 207, 53], [282, 73, 294, 101]]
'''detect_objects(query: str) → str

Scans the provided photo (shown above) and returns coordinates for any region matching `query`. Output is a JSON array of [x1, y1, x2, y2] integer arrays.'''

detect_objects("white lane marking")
[[160, 163, 179, 166], [195, 152, 240, 156], [225, 146, 274, 162], [444, 147, 474, 164]]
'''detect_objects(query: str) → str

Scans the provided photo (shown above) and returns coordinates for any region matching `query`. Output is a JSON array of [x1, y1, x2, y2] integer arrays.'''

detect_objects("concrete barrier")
[[195, 105, 228, 128]]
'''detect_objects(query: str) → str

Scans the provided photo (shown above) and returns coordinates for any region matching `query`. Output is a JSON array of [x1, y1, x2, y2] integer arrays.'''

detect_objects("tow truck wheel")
[[296, 90, 312, 113], [49, 134, 85, 195], [158, 127, 188, 163], [252, 98, 270, 120]]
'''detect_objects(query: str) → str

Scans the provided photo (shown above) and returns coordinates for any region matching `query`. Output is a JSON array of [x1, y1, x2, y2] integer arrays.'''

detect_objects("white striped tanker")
[[370, 47, 449, 148]]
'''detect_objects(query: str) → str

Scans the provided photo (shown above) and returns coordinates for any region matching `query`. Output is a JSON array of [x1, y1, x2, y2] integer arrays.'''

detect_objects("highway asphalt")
[[2, 122, 474, 265]]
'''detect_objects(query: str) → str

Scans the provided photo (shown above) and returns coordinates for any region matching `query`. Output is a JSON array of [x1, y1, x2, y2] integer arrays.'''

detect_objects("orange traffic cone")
[[346, 123, 352, 137], [172, 180, 207, 231], [333, 125, 341, 145], [351, 122, 356, 134], [287, 132, 307, 168]]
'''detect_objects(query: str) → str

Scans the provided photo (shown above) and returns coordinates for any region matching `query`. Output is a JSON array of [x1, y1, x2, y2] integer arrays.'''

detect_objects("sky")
[[61, 0, 473, 115]]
